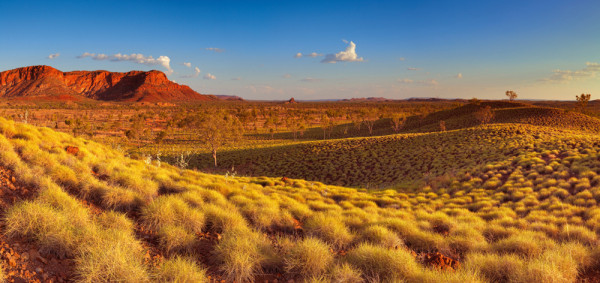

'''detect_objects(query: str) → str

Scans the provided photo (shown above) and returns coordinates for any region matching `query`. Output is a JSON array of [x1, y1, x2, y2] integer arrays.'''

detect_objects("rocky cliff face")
[[0, 66, 214, 102]]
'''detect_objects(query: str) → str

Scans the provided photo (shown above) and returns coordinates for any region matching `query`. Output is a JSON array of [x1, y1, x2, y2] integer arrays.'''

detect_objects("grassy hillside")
[[190, 124, 590, 189], [1, 117, 600, 281], [188, 102, 600, 189]]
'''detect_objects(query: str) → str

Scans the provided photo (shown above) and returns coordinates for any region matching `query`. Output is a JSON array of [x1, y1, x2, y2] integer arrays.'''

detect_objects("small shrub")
[[284, 237, 333, 277], [214, 228, 265, 282], [328, 263, 363, 283], [492, 231, 554, 257], [359, 225, 403, 248], [464, 252, 525, 282], [345, 242, 420, 282], [304, 213, 354, 248], [74, 229, 149, 283], [153, 256, 207, 283]]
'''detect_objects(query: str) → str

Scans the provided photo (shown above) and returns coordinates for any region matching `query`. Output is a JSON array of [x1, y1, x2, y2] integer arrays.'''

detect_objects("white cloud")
[[205, 47, 224, 53], [183, 62, 191, 68], [301, 77, 322, 82], [407, 67, 419, 71], [231, 77, 241, 81], [321, 41, 364, 63], [47, 53, 60, 59], [398, 78, 414, 84], [541, 62, 600, 83], [295, 52, 323, 58], [204, 73, 216, 80], [456, 73, 463, 79], [77, 52, 173, 75], [283, 74, 292, 79], [398, 57, 406, 61]]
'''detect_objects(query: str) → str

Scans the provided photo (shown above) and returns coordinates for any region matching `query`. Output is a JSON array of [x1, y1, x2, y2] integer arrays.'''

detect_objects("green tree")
[[195, 112, 244, 167]]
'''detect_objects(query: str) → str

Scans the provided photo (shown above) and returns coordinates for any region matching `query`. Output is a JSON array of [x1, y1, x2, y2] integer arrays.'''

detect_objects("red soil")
[[421, 252, 461, 272]]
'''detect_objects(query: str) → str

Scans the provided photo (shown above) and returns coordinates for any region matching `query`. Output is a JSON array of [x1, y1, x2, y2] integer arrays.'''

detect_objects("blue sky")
[[1, 0, 599, 100]]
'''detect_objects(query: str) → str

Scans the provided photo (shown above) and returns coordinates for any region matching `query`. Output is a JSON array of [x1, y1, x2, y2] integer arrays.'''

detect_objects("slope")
[[0, 116, 599, 281], [189, 102, 600, 188]]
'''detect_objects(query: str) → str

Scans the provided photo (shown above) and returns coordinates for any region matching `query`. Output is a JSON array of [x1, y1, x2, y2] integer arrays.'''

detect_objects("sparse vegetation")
[[0, 100, 600, 281]]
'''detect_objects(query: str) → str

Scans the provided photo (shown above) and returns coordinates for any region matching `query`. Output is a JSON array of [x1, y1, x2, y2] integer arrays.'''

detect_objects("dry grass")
[[284, 237, 333, 277], [153, 256, 207, 283], [2, 114, 600, 281]]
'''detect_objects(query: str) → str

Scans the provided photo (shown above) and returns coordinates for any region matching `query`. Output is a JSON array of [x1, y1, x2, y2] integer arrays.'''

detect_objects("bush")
[[141, 195, 205, 234], [383, 219, 446, 252], [464, 252, 525, 282], [284, 237, 333, 277], [304, 213, 354, 249], [359, 225, 403, 248], [153, 256, 207, 283], [202, 204, 248, 233], [74, 229, 149, 283], [214, 228, 265, 282], [157, 225, 198, 255], [328, 263, 363, 283], [559, 225, 597, 245], [4, 200, 90, 257], [345, 242, 420, 282], [492, 231, 554, 257]]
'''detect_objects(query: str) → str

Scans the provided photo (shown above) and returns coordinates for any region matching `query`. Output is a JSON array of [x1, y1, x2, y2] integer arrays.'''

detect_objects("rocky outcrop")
[[0, 66, 215, 102]]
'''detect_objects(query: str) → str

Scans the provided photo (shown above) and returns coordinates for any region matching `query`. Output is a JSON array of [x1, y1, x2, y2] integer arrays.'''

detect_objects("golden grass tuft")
[[284, 237, 333, 277], [153, 256, 207, 283], [345, 242, 420, 282], [213, 228, 265, 282], [303, 213, 354, 249]]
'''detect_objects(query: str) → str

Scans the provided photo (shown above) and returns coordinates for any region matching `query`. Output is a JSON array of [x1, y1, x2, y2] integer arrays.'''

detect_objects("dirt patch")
[[0, 167, 35, 210], [0, 236, 74, 283], [65, 146, 79, 156], [0, 165, 75, 282], [420, 252, 460, 272]]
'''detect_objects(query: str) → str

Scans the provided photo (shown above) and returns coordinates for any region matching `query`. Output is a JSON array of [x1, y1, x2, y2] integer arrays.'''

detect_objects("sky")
[[1, 0, 599, 100]]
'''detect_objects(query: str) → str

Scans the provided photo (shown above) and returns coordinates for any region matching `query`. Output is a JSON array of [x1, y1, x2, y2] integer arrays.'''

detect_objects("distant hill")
[[0, 65, 216, 102]]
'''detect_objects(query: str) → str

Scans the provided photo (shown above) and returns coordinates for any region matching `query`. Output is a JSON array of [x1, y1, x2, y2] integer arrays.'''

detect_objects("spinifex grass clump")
[[3, 116, 600, 281]]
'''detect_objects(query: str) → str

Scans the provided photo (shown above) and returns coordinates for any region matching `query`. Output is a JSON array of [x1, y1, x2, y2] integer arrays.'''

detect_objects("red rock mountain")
[[0, 65, 215, 102]]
